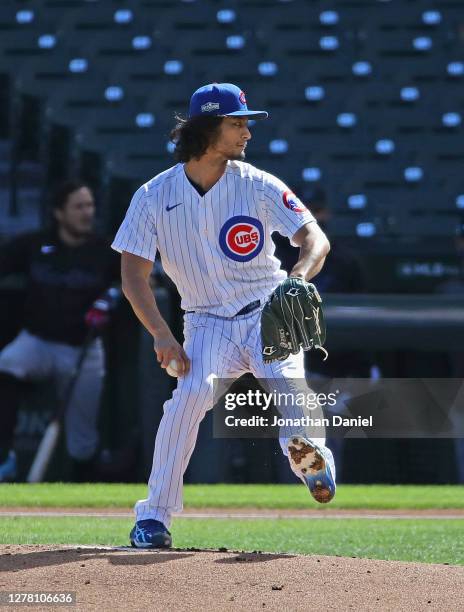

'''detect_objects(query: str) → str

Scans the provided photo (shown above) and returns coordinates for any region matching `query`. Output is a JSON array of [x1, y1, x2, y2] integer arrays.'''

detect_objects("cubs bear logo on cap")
[[282, 190, 306, 213], [189, 83, 268, 119], [219, 215, 264, 262]]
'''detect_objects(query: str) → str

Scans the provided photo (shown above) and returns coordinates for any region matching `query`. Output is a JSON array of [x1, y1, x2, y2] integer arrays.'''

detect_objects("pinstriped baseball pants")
[[135, 308, 329, 527]]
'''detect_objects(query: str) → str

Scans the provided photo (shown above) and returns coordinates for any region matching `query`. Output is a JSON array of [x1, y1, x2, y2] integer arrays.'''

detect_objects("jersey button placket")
[[199, 200, 215, 277]]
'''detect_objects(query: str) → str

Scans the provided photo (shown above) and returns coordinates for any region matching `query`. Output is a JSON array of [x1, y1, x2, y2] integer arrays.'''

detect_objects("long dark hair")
[[170, 115, 223, 162]]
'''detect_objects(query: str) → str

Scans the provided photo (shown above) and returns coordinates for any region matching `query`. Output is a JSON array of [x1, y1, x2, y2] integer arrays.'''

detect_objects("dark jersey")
[[0, 230, 120, 346]]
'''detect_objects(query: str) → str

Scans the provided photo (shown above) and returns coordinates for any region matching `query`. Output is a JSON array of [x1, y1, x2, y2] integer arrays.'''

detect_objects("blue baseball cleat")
[[0, 451, 17, 483], [287, 436, 336, 503], [130, 519, 172, 549]]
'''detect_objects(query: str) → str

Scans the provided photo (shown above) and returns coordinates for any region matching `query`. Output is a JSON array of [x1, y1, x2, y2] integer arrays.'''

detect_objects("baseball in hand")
[[166, 359, 180, 377]]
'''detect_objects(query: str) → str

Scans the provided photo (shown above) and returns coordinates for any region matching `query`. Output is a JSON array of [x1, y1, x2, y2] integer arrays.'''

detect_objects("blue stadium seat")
[[0, 3, 36, 30], [443, 176, 464, 206], [71, 30, 158, 58], [59, 4, 140, 31], [105, 151, 168, 183], [266, 30, 348, 58], [287, 106, 341, 134], [374, 107, 436, 133], [291, 55, 353, 83], [356, 161, 404, 190], [183, 55, 264, 88], [320, 134, 370, 159], [13, 55, 110, 98], [1, 0, 462, 247], [108, 55, 191, 84], [133, 0, 175, 6], [0, 28, 60, 56], [252, 4, 332, 37], [173, 29, 254, 57], [164, 3, 224, 31], [394, 213, 460, 238], [329, 216, 378, 239], [76, 124, 172, 159]]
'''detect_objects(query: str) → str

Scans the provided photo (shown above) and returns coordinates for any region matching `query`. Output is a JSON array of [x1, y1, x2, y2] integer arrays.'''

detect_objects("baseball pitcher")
[[112, 83, 336, 549]]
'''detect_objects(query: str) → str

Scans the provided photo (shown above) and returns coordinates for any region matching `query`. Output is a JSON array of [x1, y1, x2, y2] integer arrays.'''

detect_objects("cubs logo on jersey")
[[219, 215, 264, 262], [283, 190, 306, 213]]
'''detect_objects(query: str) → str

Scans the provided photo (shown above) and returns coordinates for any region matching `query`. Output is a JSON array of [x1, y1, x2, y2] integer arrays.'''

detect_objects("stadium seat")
[[0, 3, 37, 30], [59, 5, 140, 32], [329, 216, 379, 239], [105, 151, 168, 184], [0, 28, 60, 56], [1, 0, 463, 249], [320, 134, 370, 159], [392, 213, 460, 238], [76, 122, 171, 157], [268, 30, 347, 59], [164, 3, 224, 31]]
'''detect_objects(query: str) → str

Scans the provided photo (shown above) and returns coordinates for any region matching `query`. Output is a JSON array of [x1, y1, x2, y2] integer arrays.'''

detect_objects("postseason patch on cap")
[[282, 190, 307, 213], [239, 91, 246, 104], [219, 215, 264, 262], [201, 102, 220, 112]]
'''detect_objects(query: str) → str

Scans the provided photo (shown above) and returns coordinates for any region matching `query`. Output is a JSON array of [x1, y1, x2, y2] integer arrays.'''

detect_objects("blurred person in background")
[[0, 180, 120, 482]]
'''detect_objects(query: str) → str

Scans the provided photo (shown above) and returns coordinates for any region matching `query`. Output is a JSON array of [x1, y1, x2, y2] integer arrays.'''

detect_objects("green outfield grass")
[[0, 517, 462, 565], [0, 483, 463, 509]]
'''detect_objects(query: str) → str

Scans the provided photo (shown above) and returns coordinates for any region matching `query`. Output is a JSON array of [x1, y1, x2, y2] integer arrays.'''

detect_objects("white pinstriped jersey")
[[112, 160, 315, 316]]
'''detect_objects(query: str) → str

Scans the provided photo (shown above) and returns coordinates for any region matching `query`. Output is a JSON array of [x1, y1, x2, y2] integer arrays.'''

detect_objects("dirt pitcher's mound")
[[0, 546, 463, 612]]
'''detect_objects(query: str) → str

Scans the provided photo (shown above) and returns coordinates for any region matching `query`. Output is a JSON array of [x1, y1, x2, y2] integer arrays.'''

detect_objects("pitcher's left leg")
[[249, 330, 336, 503]]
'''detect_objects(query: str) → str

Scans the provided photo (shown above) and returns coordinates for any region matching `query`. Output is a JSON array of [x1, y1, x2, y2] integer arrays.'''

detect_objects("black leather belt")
[[186, 299, 261, 317], [235, 299, 261, 316]]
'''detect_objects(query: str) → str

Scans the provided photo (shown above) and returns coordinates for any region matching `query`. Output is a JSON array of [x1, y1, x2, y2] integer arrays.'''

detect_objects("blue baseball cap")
[[188, 83, 268, 119]]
